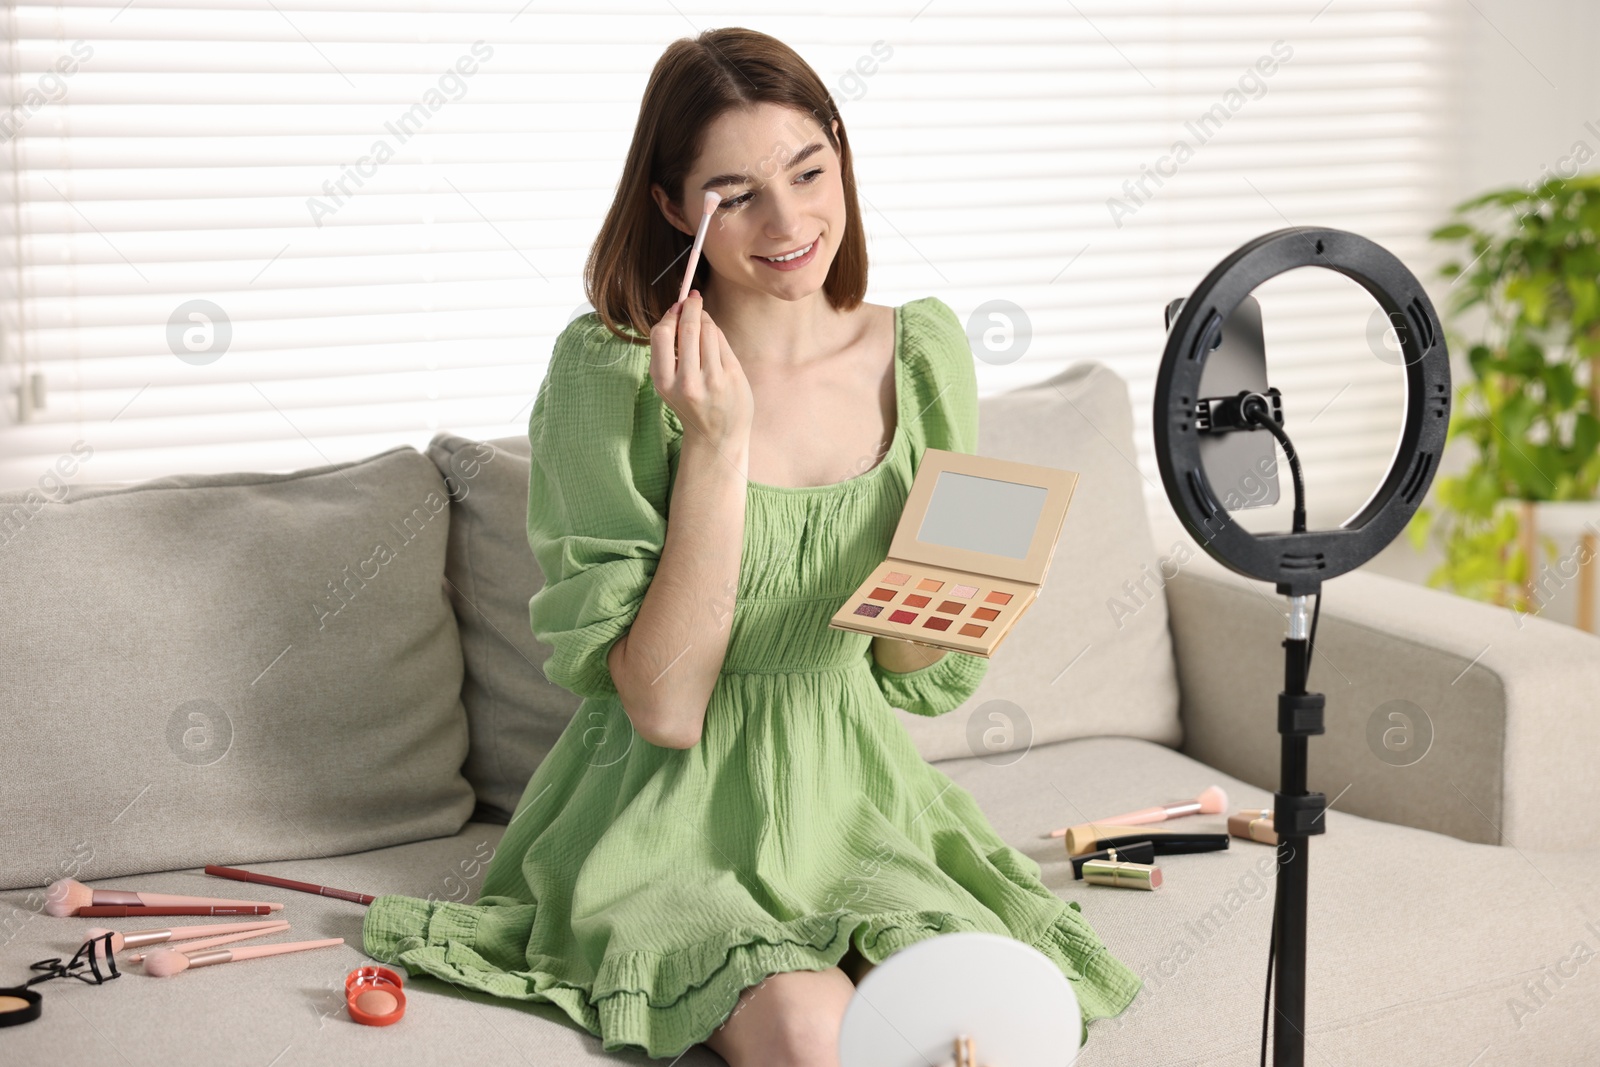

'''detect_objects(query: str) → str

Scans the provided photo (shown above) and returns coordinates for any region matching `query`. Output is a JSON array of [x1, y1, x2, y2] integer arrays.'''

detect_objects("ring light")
[[1154, 226, 1451, 594], [1153, 227, 1450, 1066]]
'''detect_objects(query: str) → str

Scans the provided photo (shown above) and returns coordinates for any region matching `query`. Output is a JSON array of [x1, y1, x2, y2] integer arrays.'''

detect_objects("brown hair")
[[583, 27, 868, 345]]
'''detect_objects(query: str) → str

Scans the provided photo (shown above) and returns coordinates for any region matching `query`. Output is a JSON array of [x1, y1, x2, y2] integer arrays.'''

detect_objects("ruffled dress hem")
[[361, 891, 1142, 1060]]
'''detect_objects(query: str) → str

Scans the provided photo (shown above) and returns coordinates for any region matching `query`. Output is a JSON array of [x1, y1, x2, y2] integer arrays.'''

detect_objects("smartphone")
[[1163, 293, 1280, 509]]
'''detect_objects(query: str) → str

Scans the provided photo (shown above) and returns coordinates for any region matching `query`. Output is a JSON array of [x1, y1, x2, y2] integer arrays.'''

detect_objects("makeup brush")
[[129, 924, 290, 964], [76, 905, 275, 917], [142, 937, 343, 977], [44, 877, 282, 917], [677, 190, 722, 304], [83, 919, 289, 958], [1049, 785, 1228, 840]]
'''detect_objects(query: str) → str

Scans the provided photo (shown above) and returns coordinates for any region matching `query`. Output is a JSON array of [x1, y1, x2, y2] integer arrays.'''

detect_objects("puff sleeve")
[[526, 320, 673, 702], [872, 644, 991, 718], [869, 297, 992, 717]]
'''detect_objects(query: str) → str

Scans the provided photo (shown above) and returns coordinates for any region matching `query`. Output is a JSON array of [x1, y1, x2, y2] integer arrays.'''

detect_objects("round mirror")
[[838, 931, 1083, 1067]]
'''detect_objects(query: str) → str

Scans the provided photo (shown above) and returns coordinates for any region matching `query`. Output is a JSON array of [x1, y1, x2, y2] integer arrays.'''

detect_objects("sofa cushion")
[[0, 446, 476, 892], [939, 736, 1600, 1063], [2, 741, 1592, 1064], [895, 361, 1184, 762], [426, 431, 570, 823]]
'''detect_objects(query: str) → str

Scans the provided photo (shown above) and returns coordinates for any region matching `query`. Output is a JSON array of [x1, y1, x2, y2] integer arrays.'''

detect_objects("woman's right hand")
[[650, 290, 754, 450]]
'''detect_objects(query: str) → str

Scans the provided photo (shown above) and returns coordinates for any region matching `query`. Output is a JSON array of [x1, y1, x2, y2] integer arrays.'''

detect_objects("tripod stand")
[[1267, 587, 1326, 1066]]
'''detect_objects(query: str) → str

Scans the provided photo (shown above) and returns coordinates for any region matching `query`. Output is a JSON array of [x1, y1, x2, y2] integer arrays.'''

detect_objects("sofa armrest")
[[1163, 547, 1600, 851]]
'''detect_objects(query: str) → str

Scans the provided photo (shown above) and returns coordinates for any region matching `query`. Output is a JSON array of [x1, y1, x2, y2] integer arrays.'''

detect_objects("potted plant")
[[1408, 174, 1600, 617]]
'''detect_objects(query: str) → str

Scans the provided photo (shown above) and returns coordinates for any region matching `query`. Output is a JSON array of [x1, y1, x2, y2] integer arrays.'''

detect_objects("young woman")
[[362, 27, 1140, 1066]]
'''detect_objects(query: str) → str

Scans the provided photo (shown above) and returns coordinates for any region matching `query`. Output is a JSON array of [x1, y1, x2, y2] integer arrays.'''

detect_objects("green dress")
[[362, 296, 1142, 1059]]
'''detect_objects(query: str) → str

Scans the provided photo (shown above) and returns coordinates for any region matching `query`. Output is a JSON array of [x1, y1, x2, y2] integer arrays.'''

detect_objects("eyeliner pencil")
[[1094, 832, 1230, 856], [205, 865, 375, 906]]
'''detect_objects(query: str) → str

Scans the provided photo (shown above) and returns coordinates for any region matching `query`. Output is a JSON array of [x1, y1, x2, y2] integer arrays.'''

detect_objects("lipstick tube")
[[1229, 809, 1277, 845], [1071, 840, 1156, 879], [1081, 848, 1162, 890]]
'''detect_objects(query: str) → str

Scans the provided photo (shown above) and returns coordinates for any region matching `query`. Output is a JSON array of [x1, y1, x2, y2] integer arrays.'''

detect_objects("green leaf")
[[1406, 507, 1433, 550], [1503, 335, 1545, 377], [1544, 361, 1579, 409], [1579, 450, 1600, 493], [1498, 390, 1537, 440], [1506, 273, 1553, 326], [1467, 343, 1494, 378], [1508, 545, 1529, 586], [1503, 445, 1555, 499], [1574, 412, 1600, 459], [1568, 274, 1600, 326], [1496, 508, 1520, 539], [1466, 465, 1506, 516], [1436, 474, 1466, 512]]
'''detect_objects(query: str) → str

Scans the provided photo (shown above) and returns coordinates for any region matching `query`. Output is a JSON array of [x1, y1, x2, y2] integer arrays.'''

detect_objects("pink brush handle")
[[678, 216, 712, 304], [1097, 797, 1211, 824], [1050, 796, 1211, 837], [224, 937, 343, 962], [1092, 805, 1172, 826], [134, 925, 288, 961], [115, 919, 288, 949], [159, 920, 289, 941]]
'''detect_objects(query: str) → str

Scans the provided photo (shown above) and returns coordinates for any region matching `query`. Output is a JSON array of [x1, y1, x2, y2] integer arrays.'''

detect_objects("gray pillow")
[[426, 432, 573, 823], [893, 360, 1185, 762], [0, 446, 476, 892]]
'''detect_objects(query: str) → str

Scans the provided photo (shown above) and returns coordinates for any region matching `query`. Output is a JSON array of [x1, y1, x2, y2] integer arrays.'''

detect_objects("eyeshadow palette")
[[829, 448, 1078, 657]]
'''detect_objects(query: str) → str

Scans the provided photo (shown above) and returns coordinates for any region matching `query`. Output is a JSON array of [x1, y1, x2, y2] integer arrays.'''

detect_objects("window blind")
[[0, 0, 1458, 533]]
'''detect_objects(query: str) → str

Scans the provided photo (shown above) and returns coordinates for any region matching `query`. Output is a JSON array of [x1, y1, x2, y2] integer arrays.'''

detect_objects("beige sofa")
[[4, 361, 1598, 1065]]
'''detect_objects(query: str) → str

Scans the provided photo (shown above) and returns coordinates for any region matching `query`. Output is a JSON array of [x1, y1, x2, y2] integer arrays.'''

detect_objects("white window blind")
[[0, 0, 1458, 533]]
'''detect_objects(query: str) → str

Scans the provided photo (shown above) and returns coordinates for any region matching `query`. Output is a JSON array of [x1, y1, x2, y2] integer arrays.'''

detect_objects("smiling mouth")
[[755, 237, 818, 263]]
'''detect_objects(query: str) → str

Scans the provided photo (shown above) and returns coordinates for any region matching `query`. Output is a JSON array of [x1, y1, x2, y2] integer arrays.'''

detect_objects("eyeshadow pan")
[[984, 590, 1013, 605], [854, 603, 884, 618], [937, 600, 965, 614], [868, 587, 897, 601], [973, 607, 1000, 621], [922, 616, 952, 631], [952, 584, 979, 598], [960, 623, 987, 637], [904, 594, 931, 608], [883, 571, 911, 585], [889, 609, 918, 624], [917, 577, 944, 592]]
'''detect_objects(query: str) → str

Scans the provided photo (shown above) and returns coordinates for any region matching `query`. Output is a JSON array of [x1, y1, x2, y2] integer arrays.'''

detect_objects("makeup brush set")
[[1048, 786, 1278, 890], [0, 866, 401, 1030]]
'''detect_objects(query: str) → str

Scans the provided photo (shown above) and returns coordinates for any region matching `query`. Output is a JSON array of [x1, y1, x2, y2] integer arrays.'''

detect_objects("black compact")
[[0, 985, 43, 1027]]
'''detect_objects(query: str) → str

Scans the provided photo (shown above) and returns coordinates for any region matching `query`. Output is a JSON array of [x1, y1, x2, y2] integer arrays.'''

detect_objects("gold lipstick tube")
[[1081, 847, 1163, 890]]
